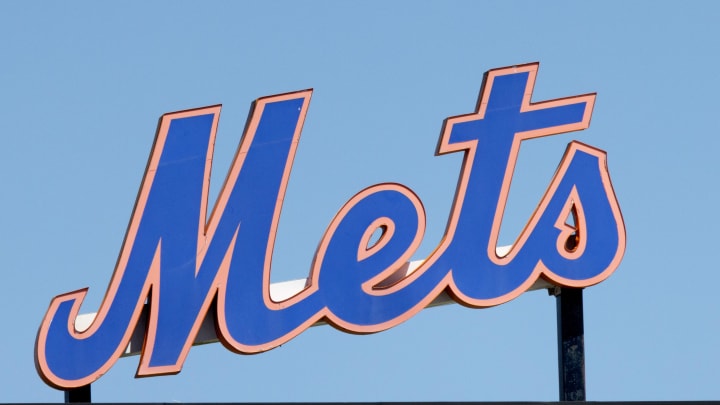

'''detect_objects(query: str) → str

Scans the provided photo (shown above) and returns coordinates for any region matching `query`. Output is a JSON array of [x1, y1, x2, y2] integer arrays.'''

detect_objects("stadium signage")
[[36, 63, 625, 389]]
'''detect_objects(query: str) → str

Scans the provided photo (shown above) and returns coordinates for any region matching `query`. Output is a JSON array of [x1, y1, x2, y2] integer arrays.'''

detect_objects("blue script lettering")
[[36, 63, 625, 389]]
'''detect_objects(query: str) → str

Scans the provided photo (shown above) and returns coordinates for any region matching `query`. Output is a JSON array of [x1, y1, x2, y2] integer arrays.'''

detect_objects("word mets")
[[36, 63, 625, 389]]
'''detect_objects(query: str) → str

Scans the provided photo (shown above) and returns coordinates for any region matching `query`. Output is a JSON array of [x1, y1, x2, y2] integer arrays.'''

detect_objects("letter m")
[[35, 90, 312, 389]]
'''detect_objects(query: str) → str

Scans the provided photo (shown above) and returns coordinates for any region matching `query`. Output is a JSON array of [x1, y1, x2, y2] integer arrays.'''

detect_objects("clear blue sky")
[[2, 1, 719, 402]]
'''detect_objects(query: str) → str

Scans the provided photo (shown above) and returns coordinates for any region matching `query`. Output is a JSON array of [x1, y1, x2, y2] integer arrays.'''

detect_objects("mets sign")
[[36, 63, 625, 389]]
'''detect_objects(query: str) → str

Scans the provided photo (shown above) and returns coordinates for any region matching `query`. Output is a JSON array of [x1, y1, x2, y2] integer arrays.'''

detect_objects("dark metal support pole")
[[555, 287, 586, 401], [64, 384, 91, 403]]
